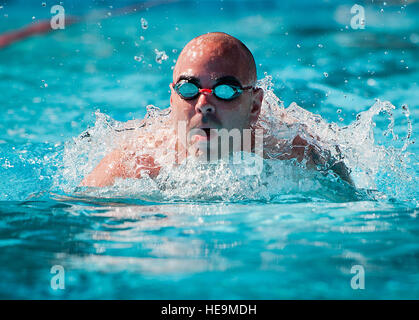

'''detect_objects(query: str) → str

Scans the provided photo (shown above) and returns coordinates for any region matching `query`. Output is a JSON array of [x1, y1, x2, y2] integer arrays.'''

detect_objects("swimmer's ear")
[[249, 87, 263, 122]]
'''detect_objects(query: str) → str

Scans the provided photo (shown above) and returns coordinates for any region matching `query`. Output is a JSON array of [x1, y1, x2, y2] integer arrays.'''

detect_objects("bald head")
[[173, 32, 257, 85]]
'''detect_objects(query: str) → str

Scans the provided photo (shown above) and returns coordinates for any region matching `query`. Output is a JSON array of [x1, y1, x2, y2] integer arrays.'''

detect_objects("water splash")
[[256, 75, 416, 202], [57, 76, 416, 204]]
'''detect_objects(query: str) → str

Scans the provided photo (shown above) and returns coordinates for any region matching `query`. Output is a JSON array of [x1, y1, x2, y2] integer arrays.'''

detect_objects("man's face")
[[170, 39, 263, 148]]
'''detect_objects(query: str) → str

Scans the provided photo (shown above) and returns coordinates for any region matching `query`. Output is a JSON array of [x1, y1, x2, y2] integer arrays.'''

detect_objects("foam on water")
[[55, 75, 416, 204]]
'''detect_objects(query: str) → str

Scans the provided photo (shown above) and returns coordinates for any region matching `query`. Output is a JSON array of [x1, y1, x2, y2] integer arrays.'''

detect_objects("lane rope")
[[0, 0, 178, 49]]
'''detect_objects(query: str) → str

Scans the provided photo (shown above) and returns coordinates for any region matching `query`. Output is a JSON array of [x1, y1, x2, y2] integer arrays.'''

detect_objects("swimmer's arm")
[[293, 136, 354, 185], [269, 134, 353, 185], [80, 149, 126, 187], [278, 110, 354, 184]]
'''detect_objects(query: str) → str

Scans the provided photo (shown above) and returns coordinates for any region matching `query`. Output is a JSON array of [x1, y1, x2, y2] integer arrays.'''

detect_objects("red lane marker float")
[[0, 17, 79, 48], [0, 0, 178, 49]]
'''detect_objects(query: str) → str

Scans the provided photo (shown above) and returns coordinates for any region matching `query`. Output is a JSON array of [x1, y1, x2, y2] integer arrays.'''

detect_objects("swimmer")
[[81, 32, 353, 187]]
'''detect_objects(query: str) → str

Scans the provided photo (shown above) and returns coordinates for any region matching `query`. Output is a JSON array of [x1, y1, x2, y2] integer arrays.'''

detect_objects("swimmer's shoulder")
[[80, 145, 159, 187], [81, 119, 172, 187]]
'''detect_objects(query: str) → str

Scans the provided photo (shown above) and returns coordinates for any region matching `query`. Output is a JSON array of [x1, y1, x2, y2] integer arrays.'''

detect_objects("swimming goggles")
[[173, 80, 254, 101]]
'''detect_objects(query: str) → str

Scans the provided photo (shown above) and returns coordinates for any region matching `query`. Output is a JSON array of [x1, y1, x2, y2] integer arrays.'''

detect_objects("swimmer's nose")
[[196, 104, 215, 115], [195, 92, 215, 115]]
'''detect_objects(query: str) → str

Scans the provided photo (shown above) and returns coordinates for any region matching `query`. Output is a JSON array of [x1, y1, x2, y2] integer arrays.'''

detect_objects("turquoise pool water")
[[0, 0, 418, 299]]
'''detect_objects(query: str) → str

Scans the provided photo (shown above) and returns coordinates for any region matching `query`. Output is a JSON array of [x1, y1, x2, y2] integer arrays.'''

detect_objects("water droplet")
[[134, 55, 142, 62], [318, 44, 324, 48], [41, 2, 46, 7], [296, 44, 301, 48], [384, 51, 388, 55], [140, 36, 144, 41], [141, 17, 148, 30], [337, 109, 342, 114], [172, 49, 177, 53], [154, 49, 168, 64], [409, 33, 419, 44], [323, 72, 329, 78]]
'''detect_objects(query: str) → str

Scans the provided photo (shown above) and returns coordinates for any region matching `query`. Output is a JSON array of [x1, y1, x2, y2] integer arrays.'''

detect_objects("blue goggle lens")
[[213, 84, 238, 100], [177, 82, 199, 98]]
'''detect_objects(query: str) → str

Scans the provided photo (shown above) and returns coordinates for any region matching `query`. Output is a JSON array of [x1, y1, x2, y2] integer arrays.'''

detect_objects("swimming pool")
[[0, 0, 418, 299]]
